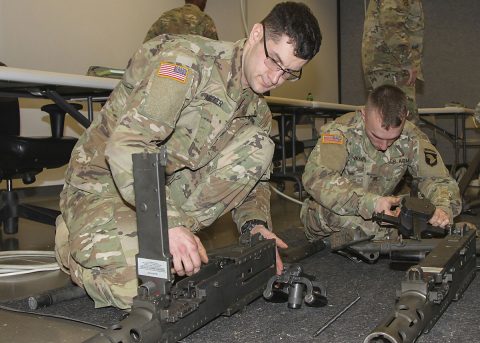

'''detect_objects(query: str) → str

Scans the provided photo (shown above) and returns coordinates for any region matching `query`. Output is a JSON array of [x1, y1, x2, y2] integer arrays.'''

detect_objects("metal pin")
[[312, 295, 361, 337]]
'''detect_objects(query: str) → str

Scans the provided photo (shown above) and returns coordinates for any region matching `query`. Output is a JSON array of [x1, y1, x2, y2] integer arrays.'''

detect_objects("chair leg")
[[18, 204, 60, 227], [1, 190, 19, 234], [1, 187, 60, 234]]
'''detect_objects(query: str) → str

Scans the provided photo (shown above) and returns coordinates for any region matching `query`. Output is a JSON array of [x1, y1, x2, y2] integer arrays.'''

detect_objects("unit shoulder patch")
[[424, 148, 438, 167]]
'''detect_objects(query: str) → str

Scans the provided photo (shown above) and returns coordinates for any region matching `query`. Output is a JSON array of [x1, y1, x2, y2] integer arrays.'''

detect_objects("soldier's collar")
[[226, 39, 251, 101]]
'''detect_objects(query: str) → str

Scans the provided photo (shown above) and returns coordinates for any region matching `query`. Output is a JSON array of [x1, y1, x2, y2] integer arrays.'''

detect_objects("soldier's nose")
[[268, 69, 283, 85]]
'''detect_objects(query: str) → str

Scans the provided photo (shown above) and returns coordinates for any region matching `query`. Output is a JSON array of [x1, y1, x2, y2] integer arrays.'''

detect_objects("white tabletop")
[[0, 66, 119, 90], [265, 96, 361, 112]]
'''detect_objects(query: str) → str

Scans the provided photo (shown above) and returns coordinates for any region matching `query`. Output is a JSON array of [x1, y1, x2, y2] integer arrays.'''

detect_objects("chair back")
[[0, 97, 21, 136], [0, 61, 21, 136]]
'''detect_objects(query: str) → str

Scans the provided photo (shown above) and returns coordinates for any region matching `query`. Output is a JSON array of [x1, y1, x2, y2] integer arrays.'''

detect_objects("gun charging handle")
[[263, 263, 327, 309]]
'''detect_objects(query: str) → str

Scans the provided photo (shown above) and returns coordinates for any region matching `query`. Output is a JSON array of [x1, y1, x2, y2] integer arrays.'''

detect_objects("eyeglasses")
[[262, 23, 302, 81]]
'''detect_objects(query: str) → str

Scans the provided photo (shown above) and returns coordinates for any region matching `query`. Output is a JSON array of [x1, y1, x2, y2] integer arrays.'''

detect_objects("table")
[[419, 106, 475, 174], [0, 66, 119, 128]]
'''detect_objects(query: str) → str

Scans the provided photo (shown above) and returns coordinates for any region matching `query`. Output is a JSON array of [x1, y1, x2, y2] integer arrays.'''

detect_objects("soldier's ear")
[[249, 23, 263, 44], [361, 108, 367, 122]]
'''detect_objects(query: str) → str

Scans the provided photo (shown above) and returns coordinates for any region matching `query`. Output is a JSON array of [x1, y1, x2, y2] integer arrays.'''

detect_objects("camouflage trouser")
[[55, 125, 274, 309], [300, 198, 386, 242], [364, 69, 419, 124]]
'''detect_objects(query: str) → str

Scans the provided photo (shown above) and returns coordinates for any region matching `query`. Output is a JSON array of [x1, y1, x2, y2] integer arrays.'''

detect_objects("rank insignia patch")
[[424, 148, 438, 166], [157, 62, 189, 83], [321, 133, 344, 144]]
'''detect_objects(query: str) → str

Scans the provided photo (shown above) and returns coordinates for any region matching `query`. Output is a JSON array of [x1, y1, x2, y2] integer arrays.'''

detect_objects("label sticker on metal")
[[137, 257, 168, 278]]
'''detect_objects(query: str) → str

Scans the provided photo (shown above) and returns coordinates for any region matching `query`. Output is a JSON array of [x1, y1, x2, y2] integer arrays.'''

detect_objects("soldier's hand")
[[429, 208, 450, 228], [375, 196, 401, 217], [169, 226, 208, 276], [251, 225, 288, 275]]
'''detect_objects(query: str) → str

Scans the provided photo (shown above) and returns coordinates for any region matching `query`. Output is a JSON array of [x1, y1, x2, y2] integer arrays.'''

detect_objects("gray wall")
[[339, 0, 480, 108]]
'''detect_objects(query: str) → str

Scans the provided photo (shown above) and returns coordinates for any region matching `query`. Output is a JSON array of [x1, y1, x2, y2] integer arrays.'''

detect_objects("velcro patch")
[[321, 133, 344, 144], [424, 148, 438, 166], [157, 62, 189, 83]]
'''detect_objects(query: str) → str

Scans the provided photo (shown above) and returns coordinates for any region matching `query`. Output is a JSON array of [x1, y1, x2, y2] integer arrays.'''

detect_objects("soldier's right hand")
[[374, 196, 401, 217], [169, 226, 208, 276]]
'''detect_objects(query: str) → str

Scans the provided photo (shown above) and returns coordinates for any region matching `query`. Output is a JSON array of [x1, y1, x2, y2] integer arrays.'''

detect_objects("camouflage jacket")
[[63, 35, 272, 231], [303, 112, 461, 221], [362, 0, 424, 80], [144, 3, 218, 43]]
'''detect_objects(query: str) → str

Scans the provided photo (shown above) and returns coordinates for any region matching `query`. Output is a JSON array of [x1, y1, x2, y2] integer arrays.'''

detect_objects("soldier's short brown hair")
[[261, 2, 322, 61], [366, 85, 408, 129]]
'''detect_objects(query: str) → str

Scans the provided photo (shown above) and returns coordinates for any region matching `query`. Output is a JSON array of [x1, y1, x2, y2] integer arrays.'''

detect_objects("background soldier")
[[362, 0, 424, 124], [300, 85, 460, 248], [55, 2, 322, 309], [143, 0, 218, 42]]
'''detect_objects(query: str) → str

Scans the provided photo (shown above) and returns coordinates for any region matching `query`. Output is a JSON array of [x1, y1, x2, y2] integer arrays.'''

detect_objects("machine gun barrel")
[[364, 226, 477, 343]]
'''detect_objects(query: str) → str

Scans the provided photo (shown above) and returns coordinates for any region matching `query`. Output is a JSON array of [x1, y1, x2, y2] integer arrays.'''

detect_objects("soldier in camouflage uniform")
[[143, 0, 218, 43], [301, 85, 461, 247], [55, 2, 322, 309], [362, 0, 424, 124]]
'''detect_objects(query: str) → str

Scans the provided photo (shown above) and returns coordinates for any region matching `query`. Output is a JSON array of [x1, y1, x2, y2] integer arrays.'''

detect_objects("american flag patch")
[[321, 133, 343, 144], [157, 62, 189, 83]]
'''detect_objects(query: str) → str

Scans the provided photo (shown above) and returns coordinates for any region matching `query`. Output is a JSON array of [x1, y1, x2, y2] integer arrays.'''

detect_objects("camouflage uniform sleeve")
[[406, 0, 424, 79], [303, 129, 381, 220], [409, 134, 461, 220], [232, 98, 273, 230], [203, 15, 218, 40], [378, 0, 415, 69], [105, 49, 201, 229]]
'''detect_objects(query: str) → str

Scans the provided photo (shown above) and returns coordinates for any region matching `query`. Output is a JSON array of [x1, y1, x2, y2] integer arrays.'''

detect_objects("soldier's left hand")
[[429, 208, 450, 228], [251, 225, 288, 275]]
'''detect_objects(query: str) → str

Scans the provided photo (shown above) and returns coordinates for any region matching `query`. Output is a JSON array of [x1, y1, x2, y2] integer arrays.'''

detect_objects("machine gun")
[[349, 196, 478, 342], [345, 196, 479, 263], [364, 224, 476, 343], [84, 150, 277, 343]]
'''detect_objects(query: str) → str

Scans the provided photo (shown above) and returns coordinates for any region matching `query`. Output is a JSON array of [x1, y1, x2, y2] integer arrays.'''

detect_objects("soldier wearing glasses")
[[55, 2, 322, 309]]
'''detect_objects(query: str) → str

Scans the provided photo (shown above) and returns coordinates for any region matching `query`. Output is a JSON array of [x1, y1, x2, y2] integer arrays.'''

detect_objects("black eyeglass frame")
[[262, 23, 302, 81]]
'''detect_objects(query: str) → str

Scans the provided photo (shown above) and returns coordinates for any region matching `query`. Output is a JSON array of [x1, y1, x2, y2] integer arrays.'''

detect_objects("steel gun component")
[[28, 285, 86, 310], [84, 150, 276, 343], [372, 197, 445, 240], [313, 295, 361, 337], [364, 224, 477, 343], [263, 263, 327, 309], [346, 197, 450, 263]]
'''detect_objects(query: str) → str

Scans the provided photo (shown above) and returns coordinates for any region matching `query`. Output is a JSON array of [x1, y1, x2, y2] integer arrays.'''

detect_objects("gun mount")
[[263, 263, 327, 309]]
